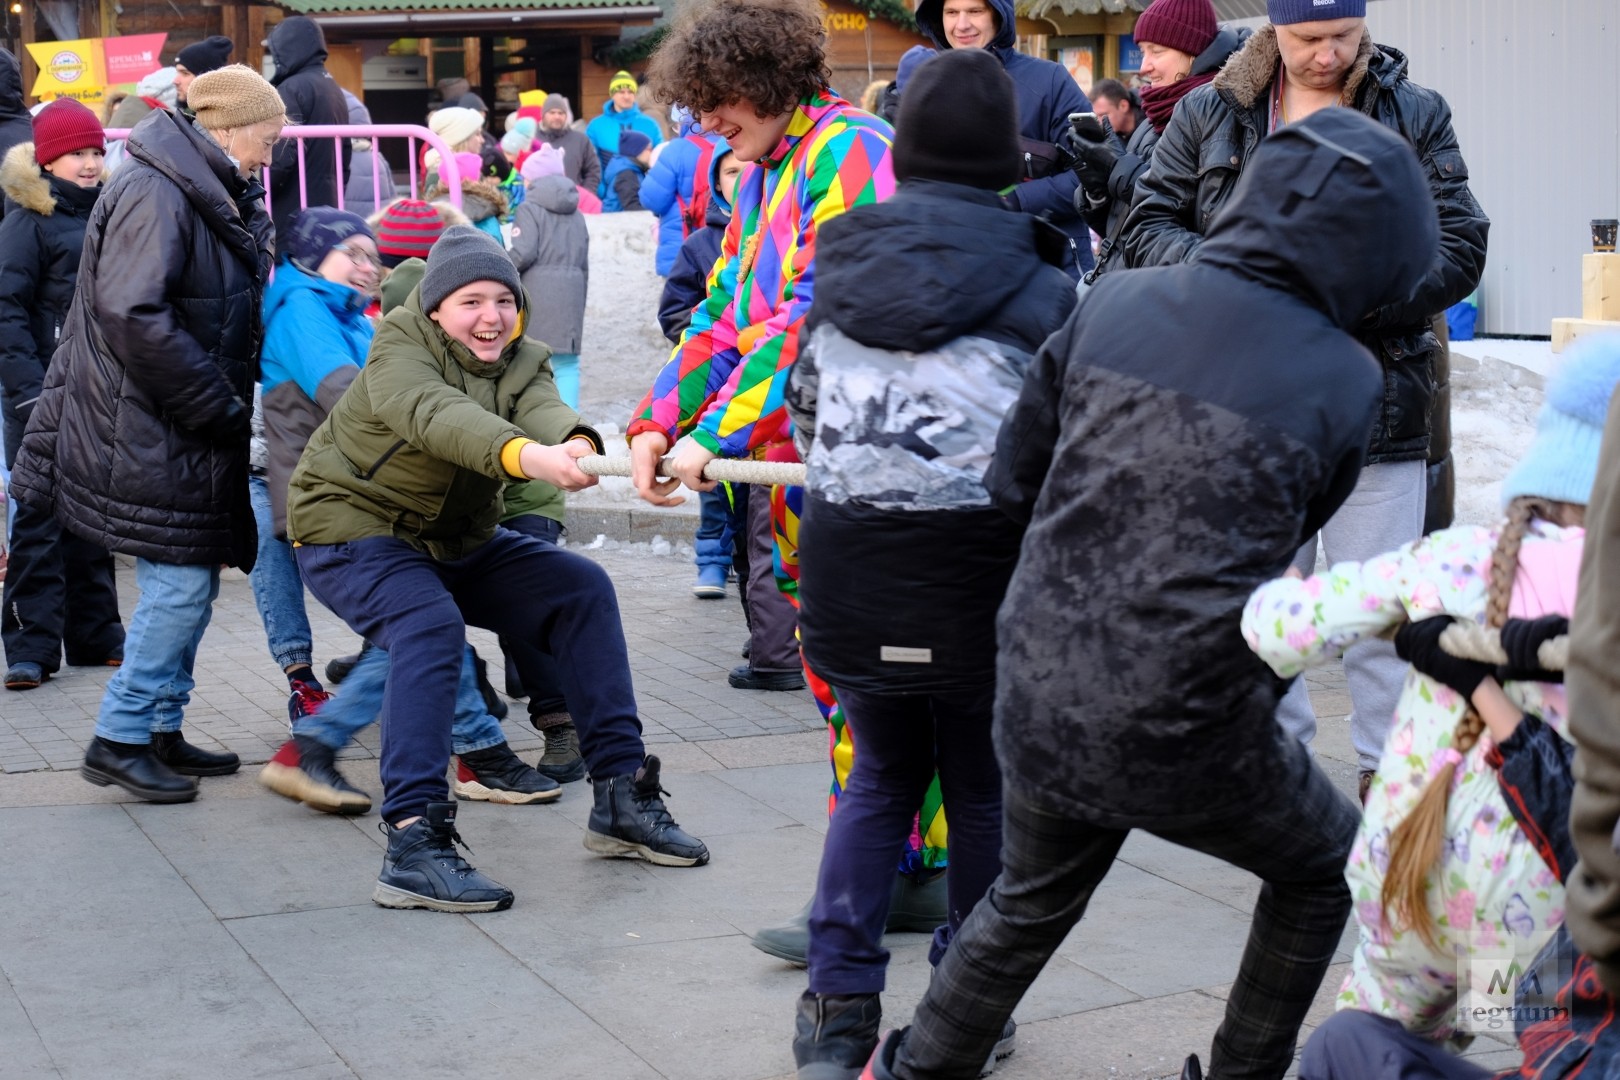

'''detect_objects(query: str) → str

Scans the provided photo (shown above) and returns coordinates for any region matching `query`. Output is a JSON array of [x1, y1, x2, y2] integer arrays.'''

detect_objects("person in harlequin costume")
[[624, 0, 948, 963]]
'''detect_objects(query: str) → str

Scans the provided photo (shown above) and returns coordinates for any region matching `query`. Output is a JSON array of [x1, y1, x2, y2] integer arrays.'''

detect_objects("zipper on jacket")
[[361, 438, 407, 482]]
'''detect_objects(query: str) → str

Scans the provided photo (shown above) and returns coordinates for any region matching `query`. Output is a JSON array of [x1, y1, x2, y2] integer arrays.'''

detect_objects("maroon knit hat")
[[374, 198, 449, 259], [33, 98, 104, 166], [1132, 0, 1218, 57]]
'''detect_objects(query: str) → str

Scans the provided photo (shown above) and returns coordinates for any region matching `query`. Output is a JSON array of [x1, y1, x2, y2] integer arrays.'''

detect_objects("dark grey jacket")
[[510, 175, 588, 355], [9, 109, 274, 569], [268, 16, 352, 249], [1120, 26, 1488, 467], [987, 110, 1437, 827]]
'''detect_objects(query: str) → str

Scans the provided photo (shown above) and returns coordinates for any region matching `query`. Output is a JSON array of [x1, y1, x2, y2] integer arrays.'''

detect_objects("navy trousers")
[[296, 529, 646, 822]]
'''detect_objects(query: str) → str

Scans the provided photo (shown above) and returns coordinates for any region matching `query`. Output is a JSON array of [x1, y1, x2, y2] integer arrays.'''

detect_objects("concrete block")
[[1583, 253, 1620, 321], [0, 805, 343, 1080], [227, 905, 658, 1080], [1551, 317, 1620, 353]]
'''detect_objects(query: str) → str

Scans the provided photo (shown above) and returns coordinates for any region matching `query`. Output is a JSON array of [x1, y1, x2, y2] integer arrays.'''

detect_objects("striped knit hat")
[[373, 198, 449, 263]]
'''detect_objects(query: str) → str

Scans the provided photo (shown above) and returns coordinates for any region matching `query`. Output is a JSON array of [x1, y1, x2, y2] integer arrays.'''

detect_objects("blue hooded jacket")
[[585, 100, 664, 189], [658, 140, 734, 340], [259, 262, 374, 533], [915, 0, 1094, 274], [640, 133, 722, 275]]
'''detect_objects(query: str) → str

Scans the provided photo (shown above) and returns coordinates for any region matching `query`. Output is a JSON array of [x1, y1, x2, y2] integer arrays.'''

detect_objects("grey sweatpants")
[[1276, 460, 1426, 772]]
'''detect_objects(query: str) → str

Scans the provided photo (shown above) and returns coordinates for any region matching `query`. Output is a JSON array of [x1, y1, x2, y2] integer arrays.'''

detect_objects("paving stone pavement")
[[0, 549, 1521, 1079]]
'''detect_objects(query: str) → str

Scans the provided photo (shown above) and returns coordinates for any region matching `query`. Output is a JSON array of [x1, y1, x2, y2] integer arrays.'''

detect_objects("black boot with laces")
[[585, 754, 710, 867], [373, 801, 514, 912]]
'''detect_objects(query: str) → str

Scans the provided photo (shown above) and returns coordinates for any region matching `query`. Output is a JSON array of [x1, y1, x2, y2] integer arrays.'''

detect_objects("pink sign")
[[103, 33, 166, 85]]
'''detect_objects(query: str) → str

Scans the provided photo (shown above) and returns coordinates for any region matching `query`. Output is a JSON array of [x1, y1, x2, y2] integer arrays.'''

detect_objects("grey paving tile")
[[227, 905, 659, 1080], [0, 967, 59, 1078], [126, 796, 381, 920], [711, 762, 830, 835], [0, 804, 344, 1080]]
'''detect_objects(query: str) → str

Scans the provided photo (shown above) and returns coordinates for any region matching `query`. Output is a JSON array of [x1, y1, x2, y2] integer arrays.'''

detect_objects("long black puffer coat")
[[267, 15, 351, 248], [0, 49, 34, 220], [8, 108, 274, 569], [0, 143, 99, 466], [1120, 26, 1488, 474]]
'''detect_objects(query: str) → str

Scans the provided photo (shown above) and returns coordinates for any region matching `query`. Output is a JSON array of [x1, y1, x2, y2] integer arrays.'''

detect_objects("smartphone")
[[1068, 112, 1096, 124]]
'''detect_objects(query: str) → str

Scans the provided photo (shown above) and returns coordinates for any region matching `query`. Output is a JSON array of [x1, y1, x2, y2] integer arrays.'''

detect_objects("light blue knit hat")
[[1501, 332, 1620, 509]]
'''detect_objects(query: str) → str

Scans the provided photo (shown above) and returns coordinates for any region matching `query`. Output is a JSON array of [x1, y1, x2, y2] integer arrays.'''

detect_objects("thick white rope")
[[1437, 621, 1568, 673], [576, 454, 806, 487]]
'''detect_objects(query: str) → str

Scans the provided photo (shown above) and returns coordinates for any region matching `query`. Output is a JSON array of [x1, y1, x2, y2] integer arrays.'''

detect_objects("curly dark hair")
[[646, 0, 832, 119]]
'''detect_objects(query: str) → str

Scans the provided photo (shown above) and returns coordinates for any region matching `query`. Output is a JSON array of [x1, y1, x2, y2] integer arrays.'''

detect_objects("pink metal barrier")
[[102, 123, 464, 217]]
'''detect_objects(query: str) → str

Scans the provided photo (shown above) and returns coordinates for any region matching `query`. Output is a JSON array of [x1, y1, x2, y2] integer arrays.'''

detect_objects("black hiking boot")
[[150, 729, 240, 776], [372, 801, 514, 912], [81, 736, 198, 803], [1181, 1056, 1203, 1080], [792, 990, 882, 1080], [534, 720, 586, 783], [324, 650, 363, 686], [585, 755, 709, 867]]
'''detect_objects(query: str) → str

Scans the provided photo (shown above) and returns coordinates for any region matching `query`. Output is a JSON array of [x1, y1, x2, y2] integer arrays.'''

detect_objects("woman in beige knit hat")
[[6, 63, 281, 804]]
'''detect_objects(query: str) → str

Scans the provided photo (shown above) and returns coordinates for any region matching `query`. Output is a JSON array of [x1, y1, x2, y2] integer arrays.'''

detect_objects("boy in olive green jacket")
[[289, 227, 709, 914]]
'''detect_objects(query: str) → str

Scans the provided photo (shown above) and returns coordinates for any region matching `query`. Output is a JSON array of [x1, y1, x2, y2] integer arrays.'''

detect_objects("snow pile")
[[1449, 348, 1546, 528]]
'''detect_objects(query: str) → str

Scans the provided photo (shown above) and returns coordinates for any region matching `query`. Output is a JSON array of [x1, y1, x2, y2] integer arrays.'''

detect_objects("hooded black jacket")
[[0, 144, 100, 465], [985, 110, 1437, 827], [1120, 27, 1488, 468], [914, 0, 1094, 276], [0, 49, 33, 219], [9, 109, 274, 569], [267, 16, 352, 248], [785, 179, 1076, 693]]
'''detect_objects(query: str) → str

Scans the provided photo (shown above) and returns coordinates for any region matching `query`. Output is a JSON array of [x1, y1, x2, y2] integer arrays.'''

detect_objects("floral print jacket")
[[1241, 521, 1583, 1040]]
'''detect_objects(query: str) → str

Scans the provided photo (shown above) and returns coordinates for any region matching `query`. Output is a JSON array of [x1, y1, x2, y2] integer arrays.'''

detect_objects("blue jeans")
[[296, 530, 645, 822], [247, 474, 312, 671], [694, 484, 741, 571], [295, 642, 505, 755], [550, 353, 579, 409], [95, 560, 220, 743]]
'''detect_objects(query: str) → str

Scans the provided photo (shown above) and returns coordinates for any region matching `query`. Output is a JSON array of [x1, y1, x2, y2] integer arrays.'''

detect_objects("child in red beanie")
[[0, 97, 123, 691]]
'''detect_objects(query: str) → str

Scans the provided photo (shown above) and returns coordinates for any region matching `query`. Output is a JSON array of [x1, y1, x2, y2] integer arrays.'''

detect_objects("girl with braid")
[[1242, 333, 1620, 1044]]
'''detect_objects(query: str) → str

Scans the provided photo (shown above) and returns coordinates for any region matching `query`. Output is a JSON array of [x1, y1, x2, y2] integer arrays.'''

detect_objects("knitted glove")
[[1395, 615, 1493, 700], [1496, 615, 1569, 684]]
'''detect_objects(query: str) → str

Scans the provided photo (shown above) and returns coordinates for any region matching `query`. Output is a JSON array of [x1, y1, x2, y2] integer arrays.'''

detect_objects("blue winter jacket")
[[641, 134, 719, 275], [259, 262, 374, 534], [915, 0, 1094, 274], [657, 147, 733, 340], [585, 101, 664, 189], [601, 155, 646, 213]]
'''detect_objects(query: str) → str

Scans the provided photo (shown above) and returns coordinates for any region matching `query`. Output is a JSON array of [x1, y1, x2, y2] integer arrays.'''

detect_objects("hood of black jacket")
[[0, 48, 24, 121], [916, 0, 1016, 52], [127, 109, 264, 277], [814, 179, 1066, 352], [269, 16, 328, 85], [1192, 26, 1249, 78], [1196, 108, 1437, 331]]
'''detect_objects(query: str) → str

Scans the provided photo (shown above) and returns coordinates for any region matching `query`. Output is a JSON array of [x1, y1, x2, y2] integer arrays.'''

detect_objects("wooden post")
[[17, 0, 34, 103]]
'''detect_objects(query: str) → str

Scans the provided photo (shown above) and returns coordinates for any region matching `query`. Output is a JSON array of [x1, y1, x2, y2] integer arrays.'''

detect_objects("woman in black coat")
[[0, 99, 124, 691], [9, 65, 283, 804]]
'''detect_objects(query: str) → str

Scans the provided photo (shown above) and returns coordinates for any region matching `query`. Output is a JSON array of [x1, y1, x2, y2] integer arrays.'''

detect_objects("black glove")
[[1497, 615, 1569, 684], [1069, 114, 1108, 144], [1066, 115, 1117, 198], [1395, 615, 1493, 700]]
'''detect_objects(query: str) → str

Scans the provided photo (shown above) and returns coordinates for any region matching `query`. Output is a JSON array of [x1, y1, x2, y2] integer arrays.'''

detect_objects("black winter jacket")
[[786, 180, 1076, 694], [915, 0, 1094, 276], [9, 109, 275, 569], [0, 50, 33, 220], [1120, 27, 1488, 464], [0, 144, 99, 463], [986, 111, 1437, 826], [268, 16, 352, 249]]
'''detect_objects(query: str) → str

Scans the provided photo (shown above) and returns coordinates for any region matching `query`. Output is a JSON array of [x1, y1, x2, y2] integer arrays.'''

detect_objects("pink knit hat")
[[450, 151, 484, 182], [521, 142, 565, 184]]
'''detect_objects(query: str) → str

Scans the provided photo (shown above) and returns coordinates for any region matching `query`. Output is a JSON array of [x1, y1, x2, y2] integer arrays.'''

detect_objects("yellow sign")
[[26, 38, 108, 104], [824, 10, 869, 31]]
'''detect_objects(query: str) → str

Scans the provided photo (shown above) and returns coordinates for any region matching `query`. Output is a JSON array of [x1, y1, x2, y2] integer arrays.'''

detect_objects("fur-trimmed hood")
[[0, 142, 53, 214], [428, 175, 506, 223], [1213, 24, 1397, 113]]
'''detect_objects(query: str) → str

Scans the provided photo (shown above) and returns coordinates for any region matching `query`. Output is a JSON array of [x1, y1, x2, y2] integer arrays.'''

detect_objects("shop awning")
[[275, 0, 662, 32], [1020, 0, 1376, 18]]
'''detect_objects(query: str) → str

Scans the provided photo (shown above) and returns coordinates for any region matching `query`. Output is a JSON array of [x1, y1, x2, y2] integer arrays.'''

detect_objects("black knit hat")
[[892, 49, 1020, 191], [176, 35, 234, 77], [419, 225, 522, 314]]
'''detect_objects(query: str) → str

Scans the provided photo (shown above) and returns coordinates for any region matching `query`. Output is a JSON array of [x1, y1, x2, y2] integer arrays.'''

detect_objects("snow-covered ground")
[[573, 211, 1549, 531]]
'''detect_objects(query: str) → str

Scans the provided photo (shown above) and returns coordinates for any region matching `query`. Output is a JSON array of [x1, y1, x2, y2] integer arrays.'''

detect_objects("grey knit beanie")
[[418, 225, 522, 314]]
